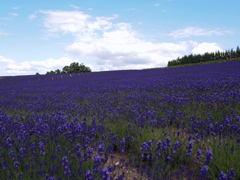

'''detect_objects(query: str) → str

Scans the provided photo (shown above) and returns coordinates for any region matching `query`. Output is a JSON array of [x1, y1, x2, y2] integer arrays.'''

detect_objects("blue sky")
[[0, 0, 239, 76]]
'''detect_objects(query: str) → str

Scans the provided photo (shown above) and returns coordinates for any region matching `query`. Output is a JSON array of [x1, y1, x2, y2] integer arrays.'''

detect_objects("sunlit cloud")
[[192, 42, 223, 54], [38, 10, 223, 71]]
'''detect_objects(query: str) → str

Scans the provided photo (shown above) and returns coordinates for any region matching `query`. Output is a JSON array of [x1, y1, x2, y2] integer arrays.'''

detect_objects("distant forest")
[[167, 46, 240, 67]]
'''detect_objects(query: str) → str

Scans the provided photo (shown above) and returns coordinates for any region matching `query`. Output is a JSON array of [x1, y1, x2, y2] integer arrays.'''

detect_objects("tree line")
[[167, 46, 240, 67], [46, 62, 91, 74]]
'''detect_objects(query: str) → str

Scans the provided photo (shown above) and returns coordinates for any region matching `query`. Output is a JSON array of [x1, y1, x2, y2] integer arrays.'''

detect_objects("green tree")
[[55, 69, 61, 74], [62, 66, 69, 73], [236, 46, 240, 58], [62, 62, 91, 73]]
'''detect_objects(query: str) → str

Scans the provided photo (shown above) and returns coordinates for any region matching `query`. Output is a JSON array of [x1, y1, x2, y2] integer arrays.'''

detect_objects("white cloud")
[[169, 27, 226, 38], [154, 4, 161, 6], [12, 7, 19, 10], [0, 56, 15, 64], [8, 13, 18, 17], [39, 10, 91, 35], [37, 10, 225, 71], [39, 10, 118, 39], [192, 43, 223, 55], [28, 14, 37, 20], [4, 57, 80, 75], [65, 29, 194, 69], [38, 10, 207, 70], [70, 5, 80, 9], [1, 13, 18, 21], [0, 29, 9, 36]]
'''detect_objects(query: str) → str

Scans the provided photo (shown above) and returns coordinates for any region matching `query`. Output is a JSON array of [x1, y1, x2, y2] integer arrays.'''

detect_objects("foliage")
[[168, 46, 240, 67], [46, 62, 91, 74]]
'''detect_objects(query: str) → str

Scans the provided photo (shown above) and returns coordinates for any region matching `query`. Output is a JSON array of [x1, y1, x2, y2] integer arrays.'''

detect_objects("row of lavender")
[[0, 61, 240, 179]]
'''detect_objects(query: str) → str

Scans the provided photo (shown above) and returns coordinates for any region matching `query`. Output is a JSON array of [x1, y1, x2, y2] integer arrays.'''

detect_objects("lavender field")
[[0, 61, 240, 180]]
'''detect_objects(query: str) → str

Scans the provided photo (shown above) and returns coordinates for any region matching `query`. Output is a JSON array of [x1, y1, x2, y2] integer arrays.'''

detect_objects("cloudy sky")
[[0, 0, 239, 76]]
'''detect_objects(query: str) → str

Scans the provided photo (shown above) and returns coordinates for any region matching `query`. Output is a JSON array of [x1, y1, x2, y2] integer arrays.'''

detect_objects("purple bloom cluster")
[[140, 139, 154, 152], [61, 156, 71, 176], [14, 161, 20, 168], [119, 138, 125, 153], [198, 166, 209, 180], [186, 140, 194, 157], [205, 150, 213, 165]]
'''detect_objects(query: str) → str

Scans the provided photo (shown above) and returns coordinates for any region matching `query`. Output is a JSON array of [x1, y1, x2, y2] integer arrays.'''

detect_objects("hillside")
[[0, 60, 240, 179]]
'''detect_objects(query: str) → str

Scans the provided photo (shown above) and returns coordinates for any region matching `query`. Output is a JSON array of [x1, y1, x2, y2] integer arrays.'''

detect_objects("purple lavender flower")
[[25, 164, 30, 172], [218, 171, 227, 180], [156, 140, 162, 151], [84, 136, 90, 149], [85, 170, 94, 180], [140, 142, 149, 152], [93, 155, 101, 172], [14, 161, 20, 168], [186, 140, 194, 157], [19, 147, 27, 158], [166, 136, 171, 146], [19, 147, 26, 154], [8, 150, 15, 161], [198, 166, 208, 180], [228, 168, 236, 180], [113, 135, 118, 144], [128, 123, 131, 129], [173, 141, 183, 150], [56, 145, 61, 153], [46, 176, 56, 180], [204, 150, 212, 165], [116, 172, 125, 180], [141, 139, 153, 153], [74, 143, 81, 152], [101, 168, 110, 180], [61, 156, 71, 176], [30, 142, 36, 155], [107, 143, 114, 154], [119, 138, 125, 153], [45, 174, 57, 180], [39, 141, 45, 156], [196, 149, 202, 160], [88, 148, 94, 158], [6, 137, 14, 147], [98, 141, 104, 155], [219, 124, 224, 132]]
